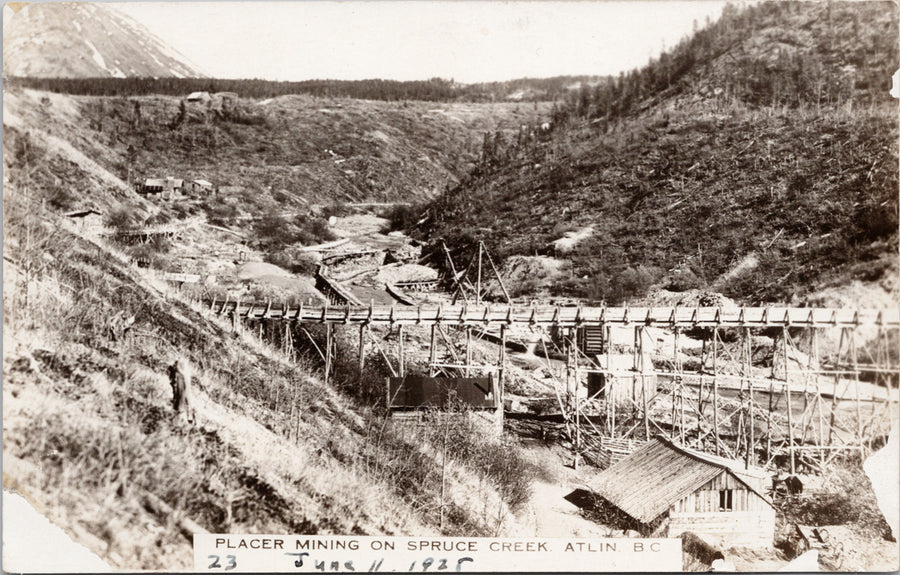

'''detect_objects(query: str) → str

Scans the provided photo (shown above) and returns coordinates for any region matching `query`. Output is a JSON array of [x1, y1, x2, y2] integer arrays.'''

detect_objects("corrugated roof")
[[592, 437, 773, 524]]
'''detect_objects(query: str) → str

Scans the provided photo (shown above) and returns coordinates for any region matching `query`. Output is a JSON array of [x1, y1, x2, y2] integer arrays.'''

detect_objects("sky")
[[114, 1, 733, 83]]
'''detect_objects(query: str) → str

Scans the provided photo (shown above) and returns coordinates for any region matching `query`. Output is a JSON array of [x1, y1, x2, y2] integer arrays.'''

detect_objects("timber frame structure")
[[203, 298, 900, 471]]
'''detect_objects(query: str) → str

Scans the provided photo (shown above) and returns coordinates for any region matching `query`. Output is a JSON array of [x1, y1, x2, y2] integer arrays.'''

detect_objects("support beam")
[[713, 328, 720, 455], [429, 324, 438, 377], [325, 323, 334, 383], [476, 242, 483, 306], [398, 325, 405, 377], [638, 327, 649, 440], [465, 327, 472, 377], [498, 324, 507, 439], [851, 329, 863, 460], [783, 327, 795, 475], [745, 327, 754, 468], [358, 324, 367, 379]]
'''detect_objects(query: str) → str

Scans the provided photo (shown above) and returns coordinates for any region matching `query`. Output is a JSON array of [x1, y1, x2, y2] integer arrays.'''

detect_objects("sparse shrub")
[[127, 243, 173, 271], [665, 267, 704, 292], [319, 202, 351, 220], [611, 265, 660, 303], [202, 202, 240, 226], [263, 250, 319, 276], [105, 207, 140, 232], [253, 212, 335, 252], [423, 408, 536, 512], [385, 203, 423, 232]]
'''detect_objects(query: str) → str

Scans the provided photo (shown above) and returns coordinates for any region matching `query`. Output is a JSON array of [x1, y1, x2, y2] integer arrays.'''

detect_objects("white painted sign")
[[193, 535, 680, 572]]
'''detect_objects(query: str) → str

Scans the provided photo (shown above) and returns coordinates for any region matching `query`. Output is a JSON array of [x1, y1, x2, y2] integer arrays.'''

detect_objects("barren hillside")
[[416, 1, 899, 305], [3, 86, 548, 218], [2, 84, 552, 572]]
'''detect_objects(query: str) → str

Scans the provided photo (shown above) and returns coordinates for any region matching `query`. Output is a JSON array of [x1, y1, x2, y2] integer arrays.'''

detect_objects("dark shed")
[[387, 375, 498, 410]]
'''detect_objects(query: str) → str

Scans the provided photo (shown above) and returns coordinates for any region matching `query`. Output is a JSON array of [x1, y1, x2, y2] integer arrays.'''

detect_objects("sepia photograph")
[[2, 0, 898, 571]]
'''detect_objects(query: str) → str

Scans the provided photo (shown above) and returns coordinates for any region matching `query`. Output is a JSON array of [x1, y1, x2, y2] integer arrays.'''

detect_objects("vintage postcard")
[[3, 0, 898, 572]]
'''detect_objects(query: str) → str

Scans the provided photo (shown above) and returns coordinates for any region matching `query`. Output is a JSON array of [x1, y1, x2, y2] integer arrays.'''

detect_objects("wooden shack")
[[65, 209, 103, 235], [592, 438, 775, 548], [190, 179, 214, 194], [387, 375, 502, 435], [137, 178, 165, 195], [387, 375, 498, 411]]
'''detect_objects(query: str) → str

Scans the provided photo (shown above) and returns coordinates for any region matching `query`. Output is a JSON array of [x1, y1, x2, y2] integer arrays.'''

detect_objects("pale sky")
[[114, 1, 733, 83]]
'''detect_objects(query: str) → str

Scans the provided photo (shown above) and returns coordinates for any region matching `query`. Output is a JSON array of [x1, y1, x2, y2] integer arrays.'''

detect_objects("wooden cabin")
[[65, 209, 103, 235], [592, 437, 775, 548], [137, 178, 165, 195]]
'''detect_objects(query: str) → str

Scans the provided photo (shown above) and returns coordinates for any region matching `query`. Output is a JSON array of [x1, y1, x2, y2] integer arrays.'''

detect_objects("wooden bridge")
[[204, 299, 900, 329]]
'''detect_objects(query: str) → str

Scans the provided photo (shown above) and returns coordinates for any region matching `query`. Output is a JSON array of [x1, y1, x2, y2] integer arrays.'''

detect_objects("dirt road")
[[513, 444, 612, 538]]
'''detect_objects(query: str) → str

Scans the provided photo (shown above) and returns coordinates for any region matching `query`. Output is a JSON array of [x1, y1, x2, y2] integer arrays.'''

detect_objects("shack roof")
[[194, 179, 213, 187], [186, 91, 210, 101], [144, 178, 165, 187], [65, 209, 103, 218], [592, 437, 773, 524]]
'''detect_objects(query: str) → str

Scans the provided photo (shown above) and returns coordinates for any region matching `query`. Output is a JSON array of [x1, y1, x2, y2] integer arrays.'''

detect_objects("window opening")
[[718, 489, 733, 511]]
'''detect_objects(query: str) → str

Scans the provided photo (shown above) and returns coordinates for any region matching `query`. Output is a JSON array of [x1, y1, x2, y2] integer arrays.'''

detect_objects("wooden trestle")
[[205, 299, 900, 329], [206, 298, 900, 470]]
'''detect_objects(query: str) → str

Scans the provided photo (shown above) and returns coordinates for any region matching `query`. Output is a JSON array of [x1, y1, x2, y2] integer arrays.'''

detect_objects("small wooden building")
[[387, 375, 502, 435], [162, 177, 184, 199], [190, 179, 214, 194], [592, 437, 775, 548], [138, 177, 184, 199], [65, 209, 103, 235], [137, 178, 165, 195], [387, 375, 498, 411]]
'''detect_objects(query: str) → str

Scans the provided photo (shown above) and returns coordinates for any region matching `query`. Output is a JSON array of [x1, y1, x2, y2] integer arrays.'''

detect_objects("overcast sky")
[[115, 1, 733, 83]]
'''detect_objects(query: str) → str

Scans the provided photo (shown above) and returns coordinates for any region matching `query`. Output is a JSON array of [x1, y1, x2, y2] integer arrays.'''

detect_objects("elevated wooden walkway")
[[204, 299, 900, 329]]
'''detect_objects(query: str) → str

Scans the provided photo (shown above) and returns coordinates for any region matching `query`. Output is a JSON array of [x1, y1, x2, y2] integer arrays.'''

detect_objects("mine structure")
[[200, 294, 900, 473]]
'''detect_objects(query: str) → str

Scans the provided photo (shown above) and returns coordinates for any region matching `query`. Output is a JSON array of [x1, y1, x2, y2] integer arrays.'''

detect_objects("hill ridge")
[[3, 3, 206, 78]]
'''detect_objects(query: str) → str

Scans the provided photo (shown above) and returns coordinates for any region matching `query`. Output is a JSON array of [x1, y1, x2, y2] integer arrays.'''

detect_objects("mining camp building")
[[65, 208, 103, 235], [387, 375, 503, 435], [592, 437, 775, 548]]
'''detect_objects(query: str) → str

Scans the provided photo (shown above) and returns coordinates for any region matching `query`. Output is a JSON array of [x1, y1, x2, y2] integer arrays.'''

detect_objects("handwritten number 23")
[[208, 555, 237, 571]]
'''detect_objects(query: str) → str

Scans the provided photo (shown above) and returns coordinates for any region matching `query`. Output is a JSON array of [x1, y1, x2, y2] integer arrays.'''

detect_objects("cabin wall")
[[667, 472, 775, 547], [667, 508, 775, 548]]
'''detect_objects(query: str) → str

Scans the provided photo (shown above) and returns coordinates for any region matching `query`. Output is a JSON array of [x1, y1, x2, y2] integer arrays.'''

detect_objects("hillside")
[[2, 87, 548, 220], [1, 83, 553, 571], [3, 2, 205, 78], [415, 1, 899, 305], [2, 157, 552, 570]]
